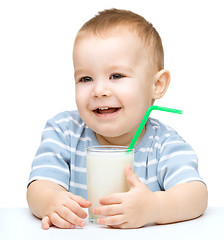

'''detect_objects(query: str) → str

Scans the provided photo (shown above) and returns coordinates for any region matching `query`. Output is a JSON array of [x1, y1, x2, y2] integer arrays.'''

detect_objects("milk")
[[86, 146, 134, 223]]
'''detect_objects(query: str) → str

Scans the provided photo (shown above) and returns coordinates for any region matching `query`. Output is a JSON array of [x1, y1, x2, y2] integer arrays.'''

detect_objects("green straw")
[[128, 105, 183, 151]]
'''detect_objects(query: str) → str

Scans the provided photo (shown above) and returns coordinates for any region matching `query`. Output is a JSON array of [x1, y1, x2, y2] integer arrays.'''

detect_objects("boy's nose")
[[92, 81, 112, 98]]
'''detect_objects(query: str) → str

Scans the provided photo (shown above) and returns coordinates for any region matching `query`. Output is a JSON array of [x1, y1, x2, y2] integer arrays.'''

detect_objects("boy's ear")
[[152, 69, 170, 100]]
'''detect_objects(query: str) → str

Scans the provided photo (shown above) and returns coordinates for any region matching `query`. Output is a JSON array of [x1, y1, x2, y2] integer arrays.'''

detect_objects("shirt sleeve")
[[157, 131, 206, 190], [27, 116, 71, 190]]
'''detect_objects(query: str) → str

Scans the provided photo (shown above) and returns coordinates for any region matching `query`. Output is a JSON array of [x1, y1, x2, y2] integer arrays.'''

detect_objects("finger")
[[50, 212, 76, 229], [109, 222, 129, 229], [125, 164, 141, 187], [56, 206, 86, 228], [108, 225, 120, 229], [41, 216, 52, 230], [68, 193, 92, 208], [97, 215, 126, 226], [66, 199, 88, 219], [93, 204, 123, 217], [99, 193, 123, 206]]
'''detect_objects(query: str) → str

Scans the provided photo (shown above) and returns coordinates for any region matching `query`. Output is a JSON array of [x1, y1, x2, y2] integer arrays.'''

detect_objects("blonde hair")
[[76, 8, 164, 70]]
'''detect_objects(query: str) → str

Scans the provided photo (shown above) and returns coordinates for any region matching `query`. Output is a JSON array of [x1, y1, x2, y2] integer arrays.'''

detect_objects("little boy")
[[27, 9, 208, 230]]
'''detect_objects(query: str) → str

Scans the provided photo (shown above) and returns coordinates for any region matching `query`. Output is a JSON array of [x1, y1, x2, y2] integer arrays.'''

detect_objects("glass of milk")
[[86, 146, 134, 224]]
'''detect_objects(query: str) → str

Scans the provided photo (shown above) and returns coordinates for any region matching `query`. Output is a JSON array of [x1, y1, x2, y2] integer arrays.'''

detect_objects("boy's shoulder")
[[148, 117, 177, 134], [46, 110, 85, 131], [147, 117, 184, 144], [50, 110, 80, 121]]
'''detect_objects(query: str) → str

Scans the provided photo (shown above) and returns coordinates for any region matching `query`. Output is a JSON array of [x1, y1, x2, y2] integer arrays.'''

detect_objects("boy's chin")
[[96, 132, 121, 139], [95, 131, 124, 143]]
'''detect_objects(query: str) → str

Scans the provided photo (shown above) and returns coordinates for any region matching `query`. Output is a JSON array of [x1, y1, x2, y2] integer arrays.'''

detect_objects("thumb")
[[125, 164, 141, 188], [41, 216, 52, 230]]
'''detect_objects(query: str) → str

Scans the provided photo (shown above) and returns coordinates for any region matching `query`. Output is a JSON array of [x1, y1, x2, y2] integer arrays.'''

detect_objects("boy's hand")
[[41, 190, 92, 230], [92, 165, 159, 228]]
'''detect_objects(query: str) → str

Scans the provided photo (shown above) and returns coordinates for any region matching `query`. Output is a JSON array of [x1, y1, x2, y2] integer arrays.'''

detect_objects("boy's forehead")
[[73, 30, 156, 76], [73, 26, 157, 71], [73, 29, 147, 62], [74, 28, 150, 59]]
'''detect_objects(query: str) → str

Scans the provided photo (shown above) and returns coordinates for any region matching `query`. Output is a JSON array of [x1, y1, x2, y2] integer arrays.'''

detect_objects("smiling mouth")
[[93, 107, 121, 114]]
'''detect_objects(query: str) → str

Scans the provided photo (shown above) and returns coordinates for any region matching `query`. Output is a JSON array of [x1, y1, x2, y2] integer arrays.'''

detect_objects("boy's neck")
[[95, 127, 146, 147]]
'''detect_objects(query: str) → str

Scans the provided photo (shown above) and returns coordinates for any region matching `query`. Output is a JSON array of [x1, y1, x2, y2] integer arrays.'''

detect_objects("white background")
[[0, 0, 223, 207]]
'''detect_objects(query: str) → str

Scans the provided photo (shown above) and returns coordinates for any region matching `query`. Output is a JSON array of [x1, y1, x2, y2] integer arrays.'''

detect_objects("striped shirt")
[[28, 110, 205, 199]]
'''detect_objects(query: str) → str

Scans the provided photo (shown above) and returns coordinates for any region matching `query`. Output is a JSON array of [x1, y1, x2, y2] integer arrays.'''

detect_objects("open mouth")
[[93, 107, 121, 115]]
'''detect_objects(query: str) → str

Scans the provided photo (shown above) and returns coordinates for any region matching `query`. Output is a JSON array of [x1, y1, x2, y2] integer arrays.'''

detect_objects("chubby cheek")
[[129, 89, 152, 120], [123, 88, 150, 112], [75, 94, 81, 111], [75, 92, 87, 115]]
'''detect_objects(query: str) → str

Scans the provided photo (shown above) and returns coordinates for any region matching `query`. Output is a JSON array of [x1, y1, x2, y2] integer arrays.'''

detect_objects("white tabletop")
[[0, 207, 223, 240]]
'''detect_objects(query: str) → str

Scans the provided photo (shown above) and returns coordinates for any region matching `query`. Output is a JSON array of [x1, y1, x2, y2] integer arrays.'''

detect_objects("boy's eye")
[[80, 76, 93, 83], [110, 74, 124, 80]]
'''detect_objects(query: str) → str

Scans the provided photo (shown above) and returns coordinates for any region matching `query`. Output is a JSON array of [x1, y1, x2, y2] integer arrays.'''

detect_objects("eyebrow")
[[74, 65, 134, 78], [74, 69, 90, 79], [107, 65, 134, 74]]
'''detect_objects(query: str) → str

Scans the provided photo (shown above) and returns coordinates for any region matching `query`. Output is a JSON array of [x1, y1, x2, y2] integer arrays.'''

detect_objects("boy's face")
[[73, 30, 157, 145]]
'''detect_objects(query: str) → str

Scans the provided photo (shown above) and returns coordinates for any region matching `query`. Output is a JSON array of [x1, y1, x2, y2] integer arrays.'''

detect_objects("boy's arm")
[[93, 166, 208, 228], [27, 180, 91, 229], [155, 181, 208, 224], [27, 180, 66, 219]]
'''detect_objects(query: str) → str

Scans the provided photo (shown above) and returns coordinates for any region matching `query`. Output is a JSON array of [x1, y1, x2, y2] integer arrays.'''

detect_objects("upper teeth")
[[99, 107, 109, 110]]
